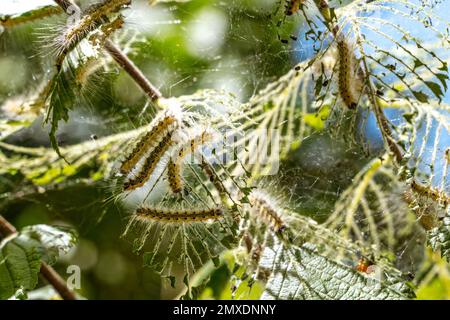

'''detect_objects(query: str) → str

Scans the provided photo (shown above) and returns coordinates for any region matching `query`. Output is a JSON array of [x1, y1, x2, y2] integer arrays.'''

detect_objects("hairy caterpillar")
[[337, 39, 362, 109], [285, 0, 304, 16], [123, 203, 232, 279], [248, 190, 286, 233], [410, 180, 449, 208], [135, 207, 223, 223], [54, 0, 130, 68], [167, 130, 214, 194], [402, 180, 448, 230], [167, 159, 183, 194], [123, 131, 175, 191], [120, 115, 178, 175]]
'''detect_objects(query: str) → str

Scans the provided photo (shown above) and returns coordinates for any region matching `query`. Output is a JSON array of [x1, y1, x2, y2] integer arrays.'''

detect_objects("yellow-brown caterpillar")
[[167, 159, 183, 194], [123, 131, 175, 191], [120, 115, 178, 175], [337, 39, 361, 109], [55, 0, 130, 68], [167, 130, 214, 194], [135, 206, 223, 223], [248, 190, 286, 233]]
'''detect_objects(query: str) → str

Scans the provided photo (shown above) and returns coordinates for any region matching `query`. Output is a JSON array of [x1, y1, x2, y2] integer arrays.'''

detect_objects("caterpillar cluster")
[[120, 115, 178, 175], [248, 189, 287, 233], [336, 38, 362, 109], [124, 129, 176, 191], [54, 0, 130, 68]]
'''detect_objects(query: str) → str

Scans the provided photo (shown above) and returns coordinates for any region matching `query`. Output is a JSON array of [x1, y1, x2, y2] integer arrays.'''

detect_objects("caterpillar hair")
[[54, 0, 130, 69], [123, 130, 175, 191], [248, 190, 286, 233], [336, 38, 362, 109], [120, 115, 178, 175], [75, 57, 104, 89], [135, 206, 224, 223]]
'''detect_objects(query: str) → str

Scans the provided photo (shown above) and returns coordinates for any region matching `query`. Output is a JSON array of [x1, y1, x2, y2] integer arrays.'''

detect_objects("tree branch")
[[0, 214, 77, 300], [54, 0, 162, 101]]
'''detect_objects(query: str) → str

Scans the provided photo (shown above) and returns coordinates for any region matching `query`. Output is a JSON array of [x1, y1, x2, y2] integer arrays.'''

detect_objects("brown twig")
[[0, 214, 77, 300], [54, 0, 162, 101]]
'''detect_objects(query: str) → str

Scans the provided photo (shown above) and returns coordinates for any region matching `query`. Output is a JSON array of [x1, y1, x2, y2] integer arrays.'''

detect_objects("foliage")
[[0, 0, 449, 300], [0, 225, 77, 299]]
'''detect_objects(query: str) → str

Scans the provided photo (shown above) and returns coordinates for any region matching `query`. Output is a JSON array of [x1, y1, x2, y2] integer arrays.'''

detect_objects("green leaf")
[[428, 213, 450, 263], [0, 234, 42, 300], [259, 238, 414, 300], [0, 225, 77, 299], [412, 90, 429, 103], [424, 81, 444, 101], [44, 69, 77, 160]]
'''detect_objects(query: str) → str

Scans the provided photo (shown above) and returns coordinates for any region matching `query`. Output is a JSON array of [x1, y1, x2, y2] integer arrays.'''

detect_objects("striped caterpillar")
[[124, 204, 230, 278], [167, 130, 214, 194], [54, 0, 130, 68], [120, 115, 178, 175], [336, 38, 362, 109], [135, 206, 224, 223], [248, 190, 286, 233], [123, 130, 175, 191]]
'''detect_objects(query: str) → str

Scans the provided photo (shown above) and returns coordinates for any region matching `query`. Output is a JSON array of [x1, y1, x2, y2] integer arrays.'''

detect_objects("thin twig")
[[104, 40, 162, 100], [0, 214, 77, 300], [54, 0, 162, 101]]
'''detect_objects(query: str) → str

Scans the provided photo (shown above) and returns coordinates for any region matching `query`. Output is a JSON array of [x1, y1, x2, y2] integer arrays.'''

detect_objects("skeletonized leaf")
[[325, 155, 415, 252], [428, 212, 450, 262], [20, 224, 77, 265], [260, 237, 414, 300]]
